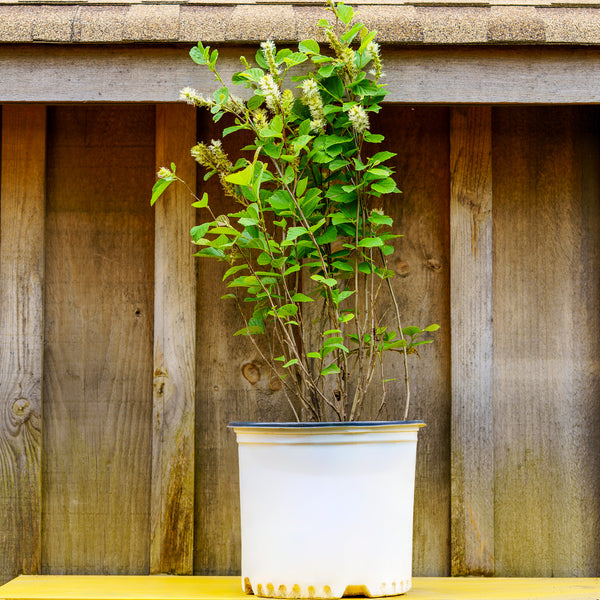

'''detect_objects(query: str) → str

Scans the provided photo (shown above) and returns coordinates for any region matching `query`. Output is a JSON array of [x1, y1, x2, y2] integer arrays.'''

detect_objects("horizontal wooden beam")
[[2, 45, 600, 104], [1, 576, 600, 600]]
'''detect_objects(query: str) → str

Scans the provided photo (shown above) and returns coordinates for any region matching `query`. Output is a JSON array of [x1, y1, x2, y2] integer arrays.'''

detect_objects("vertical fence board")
[[449, 107, 494, 575], [151, 104, 197, 574], [43, 106, 154, 574], [0, 105, 45, 583], [194, 115, 295, 575], [493, 106, 600, 575], [375, 106, 452, 576]]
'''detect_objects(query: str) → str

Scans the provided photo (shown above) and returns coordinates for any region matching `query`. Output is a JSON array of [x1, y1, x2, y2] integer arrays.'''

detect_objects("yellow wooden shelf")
[[0, 576, 599, 600]]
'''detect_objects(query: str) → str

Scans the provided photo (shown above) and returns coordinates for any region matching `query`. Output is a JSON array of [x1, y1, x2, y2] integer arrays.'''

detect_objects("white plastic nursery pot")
[[230, 421, 425, 599]]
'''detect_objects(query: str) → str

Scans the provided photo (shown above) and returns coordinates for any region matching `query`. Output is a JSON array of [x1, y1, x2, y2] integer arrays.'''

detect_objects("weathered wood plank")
[[194, 114, 295, 575], [42, 106, 155, 575], [4, 46, 600, 104], [151, 104, 197, 575], [492, 106, 600, 575], [375, 106, 451, 576], [449, 107, 494, 576], [0, 105, 46, 584]]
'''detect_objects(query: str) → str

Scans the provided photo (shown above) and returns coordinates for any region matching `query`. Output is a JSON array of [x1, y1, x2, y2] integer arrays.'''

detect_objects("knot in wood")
[[426, 258, 442, 272], [394, 260, 410, 277], [153, 368, 171, 398], [242, 362, 260, 385], [269, 376, 282, 391], [11, 398, 32, 422]]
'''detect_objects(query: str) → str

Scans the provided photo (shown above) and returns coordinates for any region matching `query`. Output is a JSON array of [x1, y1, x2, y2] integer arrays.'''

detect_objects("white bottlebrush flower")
[[301, 78, 319, 99], [348, 104, 369, 134], [259, 74, 281, 112], [366, 42, 383, 81], [261, 40, 280, 77], [301, 78, 326, 134], [157, 166, 174, 179], [340, 47, 357, 77], [310, 117, 326, 134], [179, 87, 214, 108]]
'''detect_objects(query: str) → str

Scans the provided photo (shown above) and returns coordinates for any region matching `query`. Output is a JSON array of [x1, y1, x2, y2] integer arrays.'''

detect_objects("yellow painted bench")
[[0, 576, 599, 600]]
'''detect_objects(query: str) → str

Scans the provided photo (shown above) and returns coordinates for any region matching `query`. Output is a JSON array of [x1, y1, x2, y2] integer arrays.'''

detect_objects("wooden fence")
[[0, 102, 598, 585]]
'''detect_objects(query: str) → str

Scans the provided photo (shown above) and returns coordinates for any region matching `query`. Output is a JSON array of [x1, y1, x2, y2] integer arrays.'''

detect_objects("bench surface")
[[0, 576, 599, 600]]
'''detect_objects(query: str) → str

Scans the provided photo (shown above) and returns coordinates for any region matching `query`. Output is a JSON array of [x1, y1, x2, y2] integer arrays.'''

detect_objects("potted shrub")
[[153, 1, 438, 596]]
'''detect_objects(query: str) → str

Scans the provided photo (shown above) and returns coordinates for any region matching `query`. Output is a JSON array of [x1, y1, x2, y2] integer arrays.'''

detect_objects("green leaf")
[[358, 237, 384, 248], [284, 52, 308, 67], [190, 44, 207, 65], [364, 132, 384, 143], [368, 212, 393, 226], [285, 227, 308, 242], [276, 48, 293, 62], [213, 86, 229, 104], [284, 264, 302, 276], [306, 351, 322, 359], [292, 135, 313, 151], [337, 290, 355, 302], [323, 329, 342, 336], [358, 29, 377, 52], [413, 339, 434, 347], [233, 326, 264, 336], [247, 95, 264, 110], [318, 64, 336, 78], [424, 324, 441, 332], [277, 304, 299, 317], [336, 3, 354, 24], [259, 128, 283, 139], [321, 363, 341, 376], [282, 359, 299, 369], [271, 115, 283, 133], [255, 50, 269, 69], [190, 222, 211, 242], [225, 164, 254, 186], [311, 274, 337, 288], [223, 124, 248, 137], [370, 151, 397, 164], [223, 264, 248, 280], [191, 192, 209, 209], [257, 252, 271, 266], [371, 178, 398, 194], [299, 39, 320, 54], [209, 48, 219, 69], [316, 226, 337, 245], [151, 178, 173, 206], [296, 177, 308, 197], [291, 293, 314, 302], [402, 326, 422, 337], [341, 22, 364, 43], [332, 260, 353, 272]]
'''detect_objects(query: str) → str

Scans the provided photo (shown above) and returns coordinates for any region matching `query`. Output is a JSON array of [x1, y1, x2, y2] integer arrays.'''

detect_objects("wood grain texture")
[[4, 46, 600, 104], [42, 106, 155, 575], [2, 575, 600, 600], [193, 114, 295, 576], [373, 106, 451, 576], [449, 107, 494, 576], [492, 106, 600, 576], [151, 104, 197, 575], [0, 105, 46, 583]]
